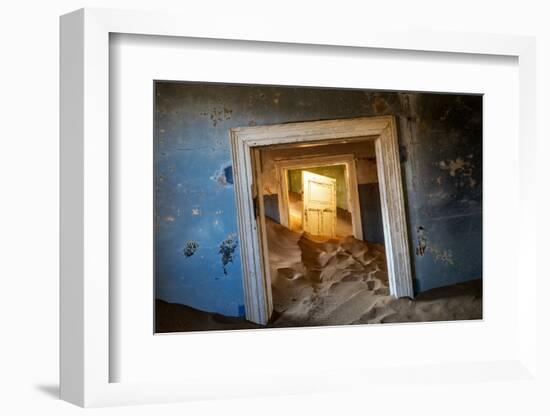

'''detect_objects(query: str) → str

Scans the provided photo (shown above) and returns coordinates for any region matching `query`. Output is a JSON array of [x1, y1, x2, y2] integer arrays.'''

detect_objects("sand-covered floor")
[[154, 219, 481, 333], [155, 300, 260, 333], [266, 218, 482, 327]]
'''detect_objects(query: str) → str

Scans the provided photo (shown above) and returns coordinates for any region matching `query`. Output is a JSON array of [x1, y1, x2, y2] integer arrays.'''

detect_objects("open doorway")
[[231, 116, 414, 325], [257, 140, 395, 326], [295, 169, 341, 237], [273, 154, 363, 240]]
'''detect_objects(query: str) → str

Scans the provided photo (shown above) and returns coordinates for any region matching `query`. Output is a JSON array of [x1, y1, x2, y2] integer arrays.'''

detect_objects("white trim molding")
[[230, 116, 414, 325]]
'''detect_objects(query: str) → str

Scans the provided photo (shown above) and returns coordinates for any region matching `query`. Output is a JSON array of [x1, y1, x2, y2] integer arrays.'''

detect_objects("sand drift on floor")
[[266, 218, 482, 327]]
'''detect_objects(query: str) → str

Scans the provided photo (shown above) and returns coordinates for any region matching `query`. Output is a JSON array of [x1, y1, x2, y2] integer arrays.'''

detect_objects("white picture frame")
[[60, 7, 538, 408]]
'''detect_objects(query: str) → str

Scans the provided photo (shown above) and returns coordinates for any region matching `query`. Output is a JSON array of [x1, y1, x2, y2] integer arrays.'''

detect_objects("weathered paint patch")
[[438, 155, 477, 188], [219, 233, 238, 275], [210, 162, 234, 187], [200, 107, 233, 127], [183, 240, 199, 257], [373, 96, 389, 114], [414, 226, 454, 265], [415, 226, 427, 256], [428, 246, 455, 266]]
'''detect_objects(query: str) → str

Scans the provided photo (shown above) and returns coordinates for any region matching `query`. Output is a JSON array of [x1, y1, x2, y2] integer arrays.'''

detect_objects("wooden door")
[[302, 171, 337, 237]]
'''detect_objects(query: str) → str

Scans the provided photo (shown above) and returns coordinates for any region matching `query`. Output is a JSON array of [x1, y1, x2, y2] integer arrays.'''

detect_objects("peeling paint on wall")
[[437, 155, 477, 188], [428, 247, 455, 266], [200, 107, 233, 127], [183, 241, 199, 257], [219, 233, 238, 275], [416, 226, 427, 256], [210, 162, 234, 187], [415, 226, 454, 266]]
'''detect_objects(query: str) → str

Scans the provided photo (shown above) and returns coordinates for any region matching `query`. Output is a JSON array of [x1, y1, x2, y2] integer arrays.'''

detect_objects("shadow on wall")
[[358, 184, 384, 244]]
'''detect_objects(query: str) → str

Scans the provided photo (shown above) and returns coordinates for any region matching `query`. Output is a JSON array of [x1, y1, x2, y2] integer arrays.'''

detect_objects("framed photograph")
[[60, 8, 538, 407]]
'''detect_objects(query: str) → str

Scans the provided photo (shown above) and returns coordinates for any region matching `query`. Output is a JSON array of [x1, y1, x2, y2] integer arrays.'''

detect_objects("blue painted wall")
[[400, 94, 483, 292], [155, 82, 482, 315], [263, 194, 280, 224], [358, 184, 385, 244]]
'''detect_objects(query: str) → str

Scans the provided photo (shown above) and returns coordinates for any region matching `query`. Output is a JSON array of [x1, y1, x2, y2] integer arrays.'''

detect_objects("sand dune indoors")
[[266, 218, 482, 327]]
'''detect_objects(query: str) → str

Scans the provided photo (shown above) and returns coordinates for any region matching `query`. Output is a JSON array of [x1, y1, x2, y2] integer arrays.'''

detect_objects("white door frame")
[[274, 154, 363, 239], [230, 116, 414, 325]]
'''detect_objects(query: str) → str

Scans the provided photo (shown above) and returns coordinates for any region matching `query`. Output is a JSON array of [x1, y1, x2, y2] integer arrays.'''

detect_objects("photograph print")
[[154, 81, 482, 333]]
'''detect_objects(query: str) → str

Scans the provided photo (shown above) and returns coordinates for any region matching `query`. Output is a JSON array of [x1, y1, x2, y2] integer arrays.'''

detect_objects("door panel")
[[321, 210, 334, 236], [302, 171, 336, 237]]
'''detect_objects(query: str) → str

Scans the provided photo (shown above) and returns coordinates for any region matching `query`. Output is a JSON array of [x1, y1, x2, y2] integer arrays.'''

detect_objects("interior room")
[[153, 82, 483, 332]]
